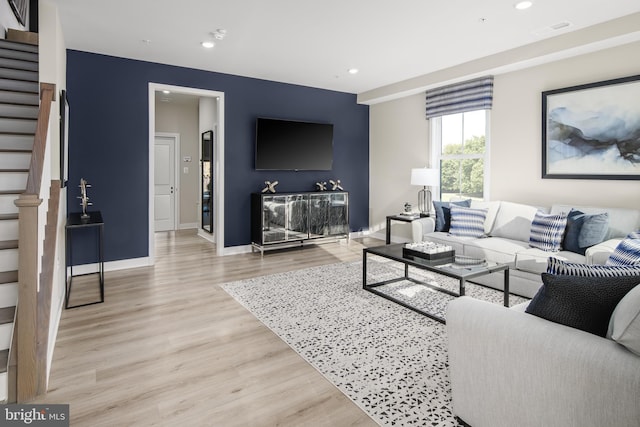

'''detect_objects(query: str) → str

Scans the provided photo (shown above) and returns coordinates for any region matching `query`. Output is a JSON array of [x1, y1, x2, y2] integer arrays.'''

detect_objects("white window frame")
[[430, 110, 491, 201]]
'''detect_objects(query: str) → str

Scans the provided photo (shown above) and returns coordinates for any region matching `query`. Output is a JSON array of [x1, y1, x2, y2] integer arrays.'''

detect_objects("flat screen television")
[[255, 118, 333, 171]]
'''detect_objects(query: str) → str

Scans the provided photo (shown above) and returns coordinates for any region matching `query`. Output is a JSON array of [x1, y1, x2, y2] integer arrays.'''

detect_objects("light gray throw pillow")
[[607, 284, 640, 356]]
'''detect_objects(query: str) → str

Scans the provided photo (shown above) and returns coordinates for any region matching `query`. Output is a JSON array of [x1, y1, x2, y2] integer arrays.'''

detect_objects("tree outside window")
[[436, 110, 487, 201]]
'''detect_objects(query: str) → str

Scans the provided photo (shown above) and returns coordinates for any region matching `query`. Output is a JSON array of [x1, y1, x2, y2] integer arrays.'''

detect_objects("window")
[[432, 110, 489, 202]]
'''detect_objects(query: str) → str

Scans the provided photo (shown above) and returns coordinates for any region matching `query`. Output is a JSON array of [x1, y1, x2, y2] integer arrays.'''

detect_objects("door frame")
[[154, 132, 181, 231], [148, 83, 226, 263]]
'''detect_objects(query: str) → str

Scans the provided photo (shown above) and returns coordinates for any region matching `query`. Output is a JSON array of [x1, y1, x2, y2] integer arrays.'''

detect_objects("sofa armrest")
[[585, 238, 621, 265], [411, 217, 435, 242], [446, 297, 640, 427]]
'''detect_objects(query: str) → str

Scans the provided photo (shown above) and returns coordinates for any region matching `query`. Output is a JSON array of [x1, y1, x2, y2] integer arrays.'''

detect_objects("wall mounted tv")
[[255, 118, 334, 171]]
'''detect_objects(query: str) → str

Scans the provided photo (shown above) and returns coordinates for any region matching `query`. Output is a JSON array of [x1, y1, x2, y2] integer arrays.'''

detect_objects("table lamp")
[[411, 168, 439, 215]]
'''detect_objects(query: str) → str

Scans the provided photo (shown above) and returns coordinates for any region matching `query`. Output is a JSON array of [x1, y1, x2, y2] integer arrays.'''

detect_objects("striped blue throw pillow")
[[529, 211, 568, 252], [449, 205, 488, 238], [606, 231, 640, 266], [547, 257, 640, 277]]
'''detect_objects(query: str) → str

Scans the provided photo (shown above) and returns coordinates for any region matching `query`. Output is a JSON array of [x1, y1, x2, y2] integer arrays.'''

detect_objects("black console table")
[[65, 211, 104, 309]]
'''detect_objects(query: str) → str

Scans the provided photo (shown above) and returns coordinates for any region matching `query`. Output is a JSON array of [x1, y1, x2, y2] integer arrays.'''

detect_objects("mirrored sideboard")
[[251, 191, 349, 253]]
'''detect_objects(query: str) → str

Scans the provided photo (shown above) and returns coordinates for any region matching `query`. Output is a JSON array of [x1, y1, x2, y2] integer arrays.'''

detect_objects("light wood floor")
[[37, 230, 385, 426]]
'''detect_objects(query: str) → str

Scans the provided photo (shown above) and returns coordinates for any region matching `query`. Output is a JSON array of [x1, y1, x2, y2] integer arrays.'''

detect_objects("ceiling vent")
[[532, 21, 572, 37]]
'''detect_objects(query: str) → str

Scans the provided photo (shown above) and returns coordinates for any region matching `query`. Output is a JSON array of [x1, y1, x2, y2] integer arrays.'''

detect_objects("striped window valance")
[[425, 76, 494, 119]]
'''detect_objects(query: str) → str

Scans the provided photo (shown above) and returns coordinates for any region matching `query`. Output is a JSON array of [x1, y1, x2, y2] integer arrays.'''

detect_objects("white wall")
[[370, 41, 640, 242], [155, 98, 199, 227], [369, 94, 430, 240], [39, 0, 67, 385], [491, 41, 640, 207]]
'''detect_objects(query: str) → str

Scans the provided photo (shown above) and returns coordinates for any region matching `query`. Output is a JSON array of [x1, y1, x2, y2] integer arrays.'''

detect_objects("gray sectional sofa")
[[411, 200, 640, 298], [447, 296, 640, 427]]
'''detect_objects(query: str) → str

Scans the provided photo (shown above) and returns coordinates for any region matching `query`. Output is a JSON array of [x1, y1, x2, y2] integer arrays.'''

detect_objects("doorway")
[[148, 83, 225, 262], [154, 133, 180, 232]]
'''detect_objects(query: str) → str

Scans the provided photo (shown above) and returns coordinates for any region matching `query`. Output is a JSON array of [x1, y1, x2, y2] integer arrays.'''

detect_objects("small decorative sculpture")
[[329, 179, 343, 191], [78, 178, 92, 219], [404, 202, 412, 213], [315, 181, 327, 191], [261, 180, 279, 193]]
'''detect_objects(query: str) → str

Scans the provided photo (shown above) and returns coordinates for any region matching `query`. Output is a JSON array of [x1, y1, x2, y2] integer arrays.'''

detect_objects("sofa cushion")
[[514, 249, 584, 275], [470, 200, 501, 234], [490, 201, 540, 242], [463, 237, 529, 266], [529, 211, 568, 252], [563, 209, 609, 255], [606, 231, 640, 266], [607, 284, 640, 356], [526, 273, 640, 337], [449, 205, 488, 238], [547, 257, 640, 277], [422, 231, 471, 255], [432, 199, 471, 232]]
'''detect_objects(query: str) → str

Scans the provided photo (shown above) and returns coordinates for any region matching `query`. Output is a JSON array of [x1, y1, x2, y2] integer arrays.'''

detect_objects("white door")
[[154, 136, 176, 231]]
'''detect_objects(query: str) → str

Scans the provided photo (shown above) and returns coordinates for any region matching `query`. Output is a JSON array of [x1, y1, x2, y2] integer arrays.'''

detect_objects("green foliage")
[[440, 135, 485, 197]]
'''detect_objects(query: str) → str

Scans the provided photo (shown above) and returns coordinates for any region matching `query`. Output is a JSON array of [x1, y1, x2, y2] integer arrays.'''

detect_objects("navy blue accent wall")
[[66, 50, 369, 263]]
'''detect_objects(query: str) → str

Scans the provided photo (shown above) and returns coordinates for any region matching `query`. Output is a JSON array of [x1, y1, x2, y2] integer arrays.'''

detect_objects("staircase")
[[0, 37, 39, 402]]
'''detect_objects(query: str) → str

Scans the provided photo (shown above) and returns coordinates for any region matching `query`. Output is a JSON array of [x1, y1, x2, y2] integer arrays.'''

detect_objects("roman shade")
[[425, 76, 494, 119]]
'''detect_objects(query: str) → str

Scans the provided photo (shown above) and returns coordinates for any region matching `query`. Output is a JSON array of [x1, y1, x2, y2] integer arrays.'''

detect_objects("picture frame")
[[60, 89, 69, 187], [542, 74, 640, 180]]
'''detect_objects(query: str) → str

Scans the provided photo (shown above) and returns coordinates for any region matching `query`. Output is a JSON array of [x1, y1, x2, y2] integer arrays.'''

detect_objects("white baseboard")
[[179, 223, 197, 230], [67, 256, 152, 276], [222, 244, 253, 256]]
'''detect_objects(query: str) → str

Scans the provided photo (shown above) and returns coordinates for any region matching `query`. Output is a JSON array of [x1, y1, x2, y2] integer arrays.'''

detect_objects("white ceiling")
[[51, 0, 640, 96]]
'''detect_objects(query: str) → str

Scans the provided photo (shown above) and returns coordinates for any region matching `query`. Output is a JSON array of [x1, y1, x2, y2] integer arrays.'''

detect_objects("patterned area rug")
[[222, 258, 528, 426]]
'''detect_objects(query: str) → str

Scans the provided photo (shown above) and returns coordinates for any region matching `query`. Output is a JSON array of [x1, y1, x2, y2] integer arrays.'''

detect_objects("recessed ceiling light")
[[348, 68, 359, 75], [514, 1, 533, 10], [162, 90, 170, 94], [201, 41, 215, 49]]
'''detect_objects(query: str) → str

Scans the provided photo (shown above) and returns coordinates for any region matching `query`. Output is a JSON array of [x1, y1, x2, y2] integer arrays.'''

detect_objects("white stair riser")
[[0, 103, 38, 119], [0, 372, 6, 403], [0, 195, 18, 215], [0, 134, 33, 151], [0, 323, 11, 351], [0, 220, 18, 241], [0, 172, 27, 191], [0, 152, 30, 169], [0, 89, 38, 105], [0, 249, 18, 272], [0, 118, 36, 134], [0, 283, 17, 309]]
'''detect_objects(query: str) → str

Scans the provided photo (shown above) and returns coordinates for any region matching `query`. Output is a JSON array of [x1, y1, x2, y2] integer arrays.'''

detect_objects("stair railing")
[[12, 82, 56, 402]]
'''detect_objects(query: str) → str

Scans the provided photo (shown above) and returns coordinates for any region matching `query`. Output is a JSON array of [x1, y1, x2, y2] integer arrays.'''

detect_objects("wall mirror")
[[201, 130, 213, 233]]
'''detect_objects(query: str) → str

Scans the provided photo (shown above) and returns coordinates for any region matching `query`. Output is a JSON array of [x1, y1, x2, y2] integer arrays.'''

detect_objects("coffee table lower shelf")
[[362, 245, 510, 323]]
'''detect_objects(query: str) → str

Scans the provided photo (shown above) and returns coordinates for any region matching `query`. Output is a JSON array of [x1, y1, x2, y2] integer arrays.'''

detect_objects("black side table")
[[385, 214, 430, 244], [65, 211, 104, 309]]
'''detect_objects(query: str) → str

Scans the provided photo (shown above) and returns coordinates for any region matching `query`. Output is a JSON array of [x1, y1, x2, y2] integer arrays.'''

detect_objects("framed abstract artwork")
[[542, 74, 640, 180]]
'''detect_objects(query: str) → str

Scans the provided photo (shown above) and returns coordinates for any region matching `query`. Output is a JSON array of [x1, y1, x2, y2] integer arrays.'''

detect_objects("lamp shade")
[[411, 168, 439, 186]]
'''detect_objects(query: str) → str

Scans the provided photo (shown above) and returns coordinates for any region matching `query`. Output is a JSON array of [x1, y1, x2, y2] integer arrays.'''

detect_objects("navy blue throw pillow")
[[526, 273, 640, 337], [432, 199, 471, 232]]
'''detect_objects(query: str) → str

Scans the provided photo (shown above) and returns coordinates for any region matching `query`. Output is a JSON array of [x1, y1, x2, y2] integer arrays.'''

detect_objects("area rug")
[[222, 259, 528, 426]]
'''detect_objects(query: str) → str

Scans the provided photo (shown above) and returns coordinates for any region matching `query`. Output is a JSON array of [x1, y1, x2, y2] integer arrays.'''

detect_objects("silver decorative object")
[[329, 179, 343, 191], [316, 181, 327, 191], [78, 178, 92, 219], [261, 180, 279, 193]]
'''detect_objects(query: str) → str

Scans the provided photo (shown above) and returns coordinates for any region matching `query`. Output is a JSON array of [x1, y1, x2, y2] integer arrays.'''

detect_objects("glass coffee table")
[[363, 244, 509, 323]]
